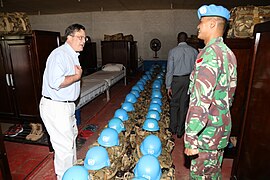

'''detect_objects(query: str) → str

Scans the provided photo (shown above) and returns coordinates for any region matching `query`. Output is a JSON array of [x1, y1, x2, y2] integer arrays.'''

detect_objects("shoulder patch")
[[196, 58, 203, 63]]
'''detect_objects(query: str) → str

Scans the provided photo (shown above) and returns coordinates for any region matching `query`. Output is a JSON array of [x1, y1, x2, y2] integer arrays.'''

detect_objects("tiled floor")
[[2, 71, 233, 179], [4, 141, 50, 179]]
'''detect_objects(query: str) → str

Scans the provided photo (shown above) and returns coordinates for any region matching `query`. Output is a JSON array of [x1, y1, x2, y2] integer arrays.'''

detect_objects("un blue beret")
[[198, 4, 230, 21]]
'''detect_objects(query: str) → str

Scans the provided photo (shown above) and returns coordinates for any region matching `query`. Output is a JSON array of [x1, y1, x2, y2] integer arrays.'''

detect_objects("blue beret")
[[198, 4, 230, 21]]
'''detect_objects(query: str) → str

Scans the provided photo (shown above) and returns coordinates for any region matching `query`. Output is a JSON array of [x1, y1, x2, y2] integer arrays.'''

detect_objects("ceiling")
[[1, 0, 269, 15]]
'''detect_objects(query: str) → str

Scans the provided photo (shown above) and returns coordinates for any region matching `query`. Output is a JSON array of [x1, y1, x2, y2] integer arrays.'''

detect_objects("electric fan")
[[150, 38, 161, 58]]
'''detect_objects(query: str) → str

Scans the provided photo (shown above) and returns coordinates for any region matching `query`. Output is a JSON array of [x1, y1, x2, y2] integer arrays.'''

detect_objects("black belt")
[[43, 96, 75, 103], [173, 74, 190, 77]]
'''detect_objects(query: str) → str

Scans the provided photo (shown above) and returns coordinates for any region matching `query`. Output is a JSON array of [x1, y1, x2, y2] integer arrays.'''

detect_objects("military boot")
[[26, 123, 37, 140], [30, 123, 44, 141]]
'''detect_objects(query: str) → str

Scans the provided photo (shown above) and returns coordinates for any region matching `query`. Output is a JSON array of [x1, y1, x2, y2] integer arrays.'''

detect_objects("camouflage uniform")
[[184, 37, 237, 179]]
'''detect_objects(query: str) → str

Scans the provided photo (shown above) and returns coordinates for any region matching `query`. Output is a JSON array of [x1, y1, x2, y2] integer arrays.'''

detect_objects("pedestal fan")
[[150, 38, 161, 58]]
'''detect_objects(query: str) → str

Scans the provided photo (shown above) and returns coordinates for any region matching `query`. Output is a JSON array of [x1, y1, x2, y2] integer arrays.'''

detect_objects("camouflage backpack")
[[0, 12, 32, 35], [227, 6, 270, 38]]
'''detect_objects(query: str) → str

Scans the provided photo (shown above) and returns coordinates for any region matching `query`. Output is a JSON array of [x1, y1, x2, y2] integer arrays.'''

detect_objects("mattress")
[[76, 77, 109, 109], [89, 69, 126, 86]]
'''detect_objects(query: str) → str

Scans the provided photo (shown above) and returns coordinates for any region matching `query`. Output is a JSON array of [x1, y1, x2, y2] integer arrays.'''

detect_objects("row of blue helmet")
[[82, 96, 130, 172], [80, 69, 151, 173], [143, 68, 165, 131], [133, 154, 162, 180], [133, 65, 165, 179], [142, 77, 163, 132], [122, 78, 144, 112], [83, 117, 123, 172], [64, 65, 166, 179]]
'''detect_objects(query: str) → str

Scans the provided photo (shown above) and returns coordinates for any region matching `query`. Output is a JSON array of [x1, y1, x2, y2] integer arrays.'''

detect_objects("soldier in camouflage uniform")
[[184, 4, 237, 179]]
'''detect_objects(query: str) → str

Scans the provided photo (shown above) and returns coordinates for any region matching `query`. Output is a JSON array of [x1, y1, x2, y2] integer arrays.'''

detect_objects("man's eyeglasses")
[[71, 35, 89, 42]]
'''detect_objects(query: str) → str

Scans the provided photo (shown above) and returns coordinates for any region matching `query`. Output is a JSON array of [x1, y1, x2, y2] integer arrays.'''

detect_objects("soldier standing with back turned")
[[165, 32, 198, 138]]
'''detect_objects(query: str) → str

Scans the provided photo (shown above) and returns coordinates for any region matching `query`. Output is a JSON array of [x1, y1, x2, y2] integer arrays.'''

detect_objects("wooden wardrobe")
[[101, 40, 138, 75], [79, 41, 97, 76], [0, 30, 60, 124], [231, 21, 270, 179]]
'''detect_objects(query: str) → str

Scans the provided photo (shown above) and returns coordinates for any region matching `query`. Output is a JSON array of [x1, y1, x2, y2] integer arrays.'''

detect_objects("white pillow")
[[102, 63, 123, 71]]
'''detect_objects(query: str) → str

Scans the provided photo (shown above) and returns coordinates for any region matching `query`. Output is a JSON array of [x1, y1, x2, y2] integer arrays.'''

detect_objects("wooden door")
[[101, 41, 114, 64], [102, 41, 128, 72], [6, 37, 40, 118], [0, 40, 16, 117], [79, 42, 97, 76], [225, 38, 254, 137], [130, 41, 138, 74], [31, 30, 61, 111], [0, 31, 60, 123], [232, 30, 270, 178]]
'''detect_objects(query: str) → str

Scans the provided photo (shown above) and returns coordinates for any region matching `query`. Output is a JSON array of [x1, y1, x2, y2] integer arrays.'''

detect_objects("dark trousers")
[[169, 75, 190, 136]]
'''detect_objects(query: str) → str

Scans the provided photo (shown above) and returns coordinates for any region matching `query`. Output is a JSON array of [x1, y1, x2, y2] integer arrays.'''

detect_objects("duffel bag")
[[227, 6, 270, 38], [0, 12, 32, 35]]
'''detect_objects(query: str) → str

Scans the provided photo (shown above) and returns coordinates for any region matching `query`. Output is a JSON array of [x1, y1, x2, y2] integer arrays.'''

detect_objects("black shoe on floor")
[[177, 134, 184, 138], [167, 128, 176, 135]]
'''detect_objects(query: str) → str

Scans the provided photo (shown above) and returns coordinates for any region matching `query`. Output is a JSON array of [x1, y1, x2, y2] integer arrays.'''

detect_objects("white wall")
[[29, 9, 199, 62]]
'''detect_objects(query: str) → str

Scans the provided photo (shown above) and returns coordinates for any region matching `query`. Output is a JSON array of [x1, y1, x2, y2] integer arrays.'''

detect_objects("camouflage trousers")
[[190, 149, 224, 180]]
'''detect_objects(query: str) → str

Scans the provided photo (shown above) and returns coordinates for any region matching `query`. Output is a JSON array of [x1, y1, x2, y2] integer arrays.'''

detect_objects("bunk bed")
[[76, 64, 126, 109], [76, 77, 109, 110]]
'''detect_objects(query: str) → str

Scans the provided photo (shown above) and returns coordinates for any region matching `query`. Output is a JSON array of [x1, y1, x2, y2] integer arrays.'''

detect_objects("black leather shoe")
[[177, 134, 183, 138], [168, 128, 176, 135]]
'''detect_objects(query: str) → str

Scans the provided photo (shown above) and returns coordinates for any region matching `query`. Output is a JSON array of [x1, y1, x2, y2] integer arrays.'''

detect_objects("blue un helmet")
[[151, 89, 162, 99], [114, 108, 129, 121], [137, 80, 145, 87], [136, 83, 145, 91], [149, 103, 162, 113], [146, 74, 152, 80], [132, 85, 142, 92], [125, 93, 137, 103], [140, 135, 162, 158], [138, 79, 146, 85], [149, 66, 155, 73], [133, 155, 162, 180], [108, 117, 125, 133], [154, 79, 162, 84], [162, 64, 166, 71], [152, 80, 161, 89], [142, 118, 160, 131], [142, 71, 153, 80], [156, 73, 163, 79], [121, 102, 135, 112], [160, 71, 165, 77], [63, 165, 90, 180], [156, 78, 163, 85], [139, 78, 147, 85], [130, 90, 140, 98], [145, 71, 151, 75], [142, 74, 150, 81], [151, 97, 162, 106], [98, 128, 119, 147], [84, 146, 110, 170], [146, 110, 161, 121]]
